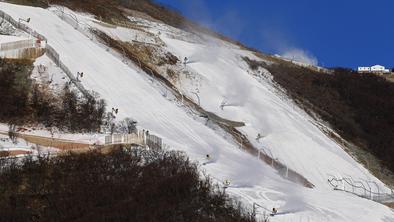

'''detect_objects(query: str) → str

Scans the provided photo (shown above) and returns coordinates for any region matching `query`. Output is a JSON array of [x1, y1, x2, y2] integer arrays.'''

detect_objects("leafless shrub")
[[0, 148, 257, 222], [0, 58, 106, 133]]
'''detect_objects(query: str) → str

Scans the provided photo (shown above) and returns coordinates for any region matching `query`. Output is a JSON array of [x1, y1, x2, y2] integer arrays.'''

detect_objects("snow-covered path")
[[0, 3, 393, 221]]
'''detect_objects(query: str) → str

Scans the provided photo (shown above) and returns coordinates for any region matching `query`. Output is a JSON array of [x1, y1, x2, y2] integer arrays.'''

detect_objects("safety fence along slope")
[[328, 175, 394, 204], [0, 9, 92, 99]]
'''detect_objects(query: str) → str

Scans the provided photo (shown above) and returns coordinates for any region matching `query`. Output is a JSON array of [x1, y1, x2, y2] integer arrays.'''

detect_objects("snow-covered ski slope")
[[1, 3, 393, 221]]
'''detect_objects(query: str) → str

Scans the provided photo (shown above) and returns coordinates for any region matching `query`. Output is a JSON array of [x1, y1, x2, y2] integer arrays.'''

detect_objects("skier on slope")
[[202, 154, 212, 166], [271, 207, 278, 216]]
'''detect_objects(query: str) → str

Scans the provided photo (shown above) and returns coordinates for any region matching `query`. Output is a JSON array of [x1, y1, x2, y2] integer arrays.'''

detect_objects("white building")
[[371, 65, 390, 73], [358, 65, 390, 73], [358, 67, 371, 72]]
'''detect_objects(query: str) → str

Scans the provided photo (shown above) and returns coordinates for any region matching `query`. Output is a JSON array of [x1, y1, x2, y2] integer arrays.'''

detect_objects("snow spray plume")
[[180, 0, 244, 63], [260, 24, 319, 66], [277, 183, 309, 214], [181, 0, 244, 37], [224, 72, 252, 107], [228, 157, 271, 188], [281, 48, 318, 66]]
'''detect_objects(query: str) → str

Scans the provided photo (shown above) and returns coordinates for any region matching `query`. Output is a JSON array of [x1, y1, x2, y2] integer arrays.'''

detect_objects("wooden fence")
[[104, 131, 163, 150], [0, 47, 45, 59], [0, 38, 35, 51]]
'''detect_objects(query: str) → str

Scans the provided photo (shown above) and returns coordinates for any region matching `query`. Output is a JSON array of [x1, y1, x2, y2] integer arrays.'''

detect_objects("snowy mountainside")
[[93, 10, 390, 189], [0, 2, 393, 221]]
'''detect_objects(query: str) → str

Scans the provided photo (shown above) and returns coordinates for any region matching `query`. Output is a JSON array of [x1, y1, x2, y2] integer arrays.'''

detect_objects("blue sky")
[[154, 0, 394, 68]]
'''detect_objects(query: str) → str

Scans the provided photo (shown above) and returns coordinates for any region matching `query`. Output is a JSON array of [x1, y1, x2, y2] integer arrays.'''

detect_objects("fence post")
[[355, 181, 367, 197], [345, 175, 355, 193], [369, 181, 380, 199], [351, 179, 355, 193], [286, 166, 289, 178], [364, 181, 372, 200]]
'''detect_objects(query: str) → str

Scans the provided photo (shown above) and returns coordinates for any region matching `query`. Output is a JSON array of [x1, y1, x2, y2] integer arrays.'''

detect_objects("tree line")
[[0, 147, 256, 222]]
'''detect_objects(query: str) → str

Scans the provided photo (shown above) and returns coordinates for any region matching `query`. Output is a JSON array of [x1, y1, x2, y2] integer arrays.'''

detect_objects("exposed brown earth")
[[0, 150, 32, 157], [384, 202, 394, 209], [19, 134, 90, 150], [385, 73, 394, 83]]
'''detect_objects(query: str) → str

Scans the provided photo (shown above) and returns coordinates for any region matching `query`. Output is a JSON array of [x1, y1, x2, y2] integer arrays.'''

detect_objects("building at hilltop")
[[358, 65, 390, 73]]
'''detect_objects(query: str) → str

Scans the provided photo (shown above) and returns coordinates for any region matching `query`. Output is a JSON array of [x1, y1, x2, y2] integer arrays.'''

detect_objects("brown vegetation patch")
[[166, 68, 178, 82], [385, 202, 394, 209], [242, 56, 268, 70], [20, 47, 46, 60], [385, 73, 394, 83], [0, 132, 89, 150], [118, 7, 162, 23], [0, 148, 257, 222], [18, 134, 89, 150], [124, 42, 155, 62], [5, 0, 47, 7], [0, 150, 32, 157], [49, 0, 128, 23], [158, 52, 179, 66]]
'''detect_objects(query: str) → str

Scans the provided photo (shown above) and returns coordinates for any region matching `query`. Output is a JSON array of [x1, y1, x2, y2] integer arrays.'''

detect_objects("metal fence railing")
[[104, 130, 163, 150], [45, 44, 91, 98], [0, 9, 92, 99], [0, 10, 47, 42], [0, 38, 35, 51], [0, 47, 45, 59], [328, 175, 394, 203], [146, 134, 162, 151]]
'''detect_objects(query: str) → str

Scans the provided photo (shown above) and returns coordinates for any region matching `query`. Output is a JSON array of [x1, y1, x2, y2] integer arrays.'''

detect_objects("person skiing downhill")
[[271, 208, 278, 216]]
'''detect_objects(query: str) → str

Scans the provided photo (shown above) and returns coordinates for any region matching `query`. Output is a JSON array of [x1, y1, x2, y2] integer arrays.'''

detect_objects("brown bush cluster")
[[0, 148, 256, 222]]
